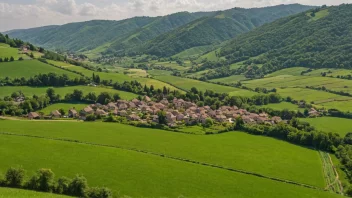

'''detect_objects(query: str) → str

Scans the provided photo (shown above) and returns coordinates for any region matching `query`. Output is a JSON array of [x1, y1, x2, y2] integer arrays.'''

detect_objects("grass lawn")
[[0, 187, 69, 198], [0, 60, 79, 78], [40, 103, 89, 115], [259, 102, 301, 111], [0, 133, 339, 198], [154, 75, 255, 96], [301, 117, 352, 136], [0, 43, 27, 60], [0, 120, 325, 187], [0, 86, 138, 100]]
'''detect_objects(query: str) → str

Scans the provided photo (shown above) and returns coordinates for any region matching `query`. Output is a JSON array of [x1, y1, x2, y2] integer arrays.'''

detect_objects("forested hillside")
[[140, 4, 315, 57], [220, 4, 352, 74], [5, 4, 314, 58]]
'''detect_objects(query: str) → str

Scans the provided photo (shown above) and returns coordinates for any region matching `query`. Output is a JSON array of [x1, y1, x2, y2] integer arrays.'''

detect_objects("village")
[[28, 96, 285, 126]]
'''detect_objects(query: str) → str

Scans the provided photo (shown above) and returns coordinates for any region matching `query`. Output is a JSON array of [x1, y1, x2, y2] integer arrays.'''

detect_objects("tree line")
[[0, 167, 112, 198]]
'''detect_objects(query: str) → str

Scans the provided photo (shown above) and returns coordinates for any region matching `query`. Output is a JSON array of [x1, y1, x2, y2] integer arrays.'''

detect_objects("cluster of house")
[[28, 96, 285, 126]]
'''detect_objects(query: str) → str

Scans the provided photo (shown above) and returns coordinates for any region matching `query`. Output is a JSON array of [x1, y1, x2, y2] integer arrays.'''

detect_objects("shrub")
[[85, 114, 96, 122], [4, 167, 26, 188], [27, 169, 55, 192], [56, 176, 71, 194], [69, 174, 88, 197], [86, 187, 113, 198]]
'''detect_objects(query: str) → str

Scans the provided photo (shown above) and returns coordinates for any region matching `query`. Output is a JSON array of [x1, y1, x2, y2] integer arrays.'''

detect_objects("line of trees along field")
[[0, 167, 112, 198]]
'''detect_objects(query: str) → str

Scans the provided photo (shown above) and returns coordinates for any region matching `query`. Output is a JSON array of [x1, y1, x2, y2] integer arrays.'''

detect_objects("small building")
[[28, 112, 40, 119], [127, 114, 141, 121], [51, 110, 62, 118], [95, 109, 108, 116], [80, 106, 94, 115], [68, 109, 78, 118]]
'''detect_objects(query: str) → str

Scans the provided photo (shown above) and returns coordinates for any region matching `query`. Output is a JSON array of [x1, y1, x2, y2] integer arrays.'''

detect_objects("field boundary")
[[0, 132, 328, 192], [319, 151, 344, 194]]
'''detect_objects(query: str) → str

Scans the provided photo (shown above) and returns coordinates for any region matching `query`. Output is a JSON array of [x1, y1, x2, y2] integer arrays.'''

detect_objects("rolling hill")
[[5, 4, 314, 58], [220, 4, 352, 72], [141, 4, 315, 57]]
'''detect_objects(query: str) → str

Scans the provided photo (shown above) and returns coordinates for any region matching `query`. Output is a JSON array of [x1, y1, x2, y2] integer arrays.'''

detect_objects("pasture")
[[40, 103, 89, 115], [0, 120, 325, 187], [154, 75, 255, 96], [210, 75, 248, 83], [0, 133, 338, 198], [0, 60, 79, 78], [47, 60, 183, 92], [0, 43, 27, 60], [259, 102, 301, 111], [0, 187, 69, 198], [265, 67, 307, 77], [316, 100, 352, 111], [301, 117, 352, 136], [0, 86, 138, 100], [276, 88, 348, 103]]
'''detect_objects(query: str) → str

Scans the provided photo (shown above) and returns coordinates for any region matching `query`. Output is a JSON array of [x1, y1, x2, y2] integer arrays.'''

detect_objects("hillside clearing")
[[301, 117, 352, 136], [0, 187, 70, 198]]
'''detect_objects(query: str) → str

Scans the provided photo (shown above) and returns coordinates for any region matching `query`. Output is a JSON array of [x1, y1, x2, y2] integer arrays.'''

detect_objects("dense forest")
[[6, 4, 313, 58], [219, 4, 352, 75]]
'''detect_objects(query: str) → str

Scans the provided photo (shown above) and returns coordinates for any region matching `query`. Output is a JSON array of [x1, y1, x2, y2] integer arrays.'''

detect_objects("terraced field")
[[154, 75, 255, 96], [301, 117, 352, 136], [0, 120, 325, 188], [0, 86, 138, 100]]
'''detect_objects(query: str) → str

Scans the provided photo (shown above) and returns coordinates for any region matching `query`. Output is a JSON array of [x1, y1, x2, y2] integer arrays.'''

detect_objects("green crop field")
[[154, 75, 255, 96], [259, 102, 302, 111], [276, 88, 348, 103], [0, 120, 325, 187], [40, 103, 89, 115], [301, 117, 352, 136], [316, 100, 352, 111], [0, 86, 138, 100], [266, 67, 307, 77], [0, 133, 339, 198], [0, 43, 27, 60], [0, 60, 80, 78], [0, 187, 69, 198]]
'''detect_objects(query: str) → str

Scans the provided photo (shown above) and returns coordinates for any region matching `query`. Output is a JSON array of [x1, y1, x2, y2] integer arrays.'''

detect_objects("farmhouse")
[[28, 112, 40, 119], [51, 110, 62, 118], [68, 109, 78, 118]]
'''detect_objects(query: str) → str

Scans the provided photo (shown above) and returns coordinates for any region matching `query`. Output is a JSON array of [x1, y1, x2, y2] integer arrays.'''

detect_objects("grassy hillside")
[[220, 4, 352, 73], [0, 60, 80, 78], [0, 86, 138, 100], [7, 5, 313, 58], [0, 43, 27, 60], [0, 187, 69, 198], [154, 75, 255, 96], [140, 4, 315, 57], [0, 120, 326, 187], [301, 117, 352, 136], [0, 132, 339, 198]]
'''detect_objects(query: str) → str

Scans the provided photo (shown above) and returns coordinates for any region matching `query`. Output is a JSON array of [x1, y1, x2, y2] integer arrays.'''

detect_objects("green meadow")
[[265, 67, 307, 77], [0, 43, 27, 60], [316, 100, 352, 111], [276, 88, 348, 103], [0, 133, 339, 198], [48, 60, 183, 92], [301, 117, 352, 136], [0, 60, 80, 78], [259, 102, 301, 111], [0, 187, 69, 198], [40, 103, 89, 115], [210, 75, 248, 83], [0, 120, 325, 187], [154, 75, 255, 96], [0, 86, 138, 100]]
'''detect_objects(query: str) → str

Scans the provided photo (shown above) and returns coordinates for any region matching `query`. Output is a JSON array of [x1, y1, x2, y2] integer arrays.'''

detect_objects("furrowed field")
[[0, 187, 69, 198], [154, 75, 255, 96], [0, 133, 339, 198], [0, 86, 138, 100], [0, 120, 325, 187], [301, 117, 352, 136], [0, 60, 79, 78]]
